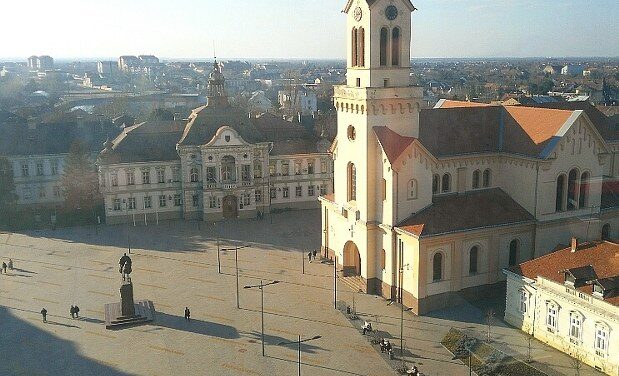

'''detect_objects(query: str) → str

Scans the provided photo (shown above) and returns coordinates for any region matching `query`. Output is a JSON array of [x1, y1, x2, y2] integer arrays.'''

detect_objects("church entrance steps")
[[340, 275, 365, 293]]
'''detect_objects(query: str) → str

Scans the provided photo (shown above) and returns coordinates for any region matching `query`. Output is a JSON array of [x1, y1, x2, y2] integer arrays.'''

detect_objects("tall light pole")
[[244, 280, 279, 356], [277, 335, 322, 376], [215, 222, 221, 274], [221, 245, 248, 309], [333, 256, 337, 309], [123, 199, 131, 254]]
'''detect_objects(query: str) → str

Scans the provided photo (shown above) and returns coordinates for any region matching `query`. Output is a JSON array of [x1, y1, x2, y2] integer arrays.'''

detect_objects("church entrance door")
[[343, 241, 361, 277], [222, 195, 238, 219]]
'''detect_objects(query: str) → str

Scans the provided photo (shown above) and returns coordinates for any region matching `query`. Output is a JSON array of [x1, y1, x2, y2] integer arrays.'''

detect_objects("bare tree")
[[485, 309, 495, 343]]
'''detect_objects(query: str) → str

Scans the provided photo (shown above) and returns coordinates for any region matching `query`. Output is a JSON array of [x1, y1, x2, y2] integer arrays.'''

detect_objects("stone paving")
[[0, 210, 602, 376]]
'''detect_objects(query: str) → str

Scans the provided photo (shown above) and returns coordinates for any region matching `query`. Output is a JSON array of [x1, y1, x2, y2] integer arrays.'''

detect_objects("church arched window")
[[408, 179, 417, 199], [483, 169, 491, 188], [358, 28, 365, 67], [380, 28, 388, 66], [469, 246, 479, 274], [472, 170, 481, 189], [556, 174, 566, 212], [391, 27, 401, 66], [509, 239, 520, 266], [579, 171, 589, 208], [347, 162, 356, 201], [433, 252, 443, 282], [441, 173, 451, 193], [568, 168, 579, 210], [432, 174, 439, 194], [190, 168, 199, 183], [351, 28, 358, 67]]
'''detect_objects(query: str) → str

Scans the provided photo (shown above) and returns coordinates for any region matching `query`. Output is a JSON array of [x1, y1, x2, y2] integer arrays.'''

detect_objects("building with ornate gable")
[[319, 0, 619, 314]]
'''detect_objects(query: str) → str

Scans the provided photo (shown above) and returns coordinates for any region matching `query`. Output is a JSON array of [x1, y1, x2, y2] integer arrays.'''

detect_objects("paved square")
[[0, 210, 601, 376]]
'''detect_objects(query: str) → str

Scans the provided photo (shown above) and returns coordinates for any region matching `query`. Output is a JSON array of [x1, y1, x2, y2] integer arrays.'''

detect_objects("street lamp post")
[[221, 245, 248, 309], [123, 199, 131, 254], [244, 280, 279, 356], [333, 256, 337, 309], [277, 335, 322, 376]]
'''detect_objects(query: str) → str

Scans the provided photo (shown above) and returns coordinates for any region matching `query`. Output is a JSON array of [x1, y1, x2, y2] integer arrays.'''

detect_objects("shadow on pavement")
[[266, 354, 368, 376], [0, 306, 133, 376], [153, 311, 240, 339], [241, 330, 326, 354]]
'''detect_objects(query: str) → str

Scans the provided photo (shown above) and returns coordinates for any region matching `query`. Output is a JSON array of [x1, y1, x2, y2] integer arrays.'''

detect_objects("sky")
[[1, 0, 617, 60]]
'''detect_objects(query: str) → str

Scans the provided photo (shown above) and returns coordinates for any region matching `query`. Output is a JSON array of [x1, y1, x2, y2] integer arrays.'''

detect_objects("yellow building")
[[320, 0, 619, 314]]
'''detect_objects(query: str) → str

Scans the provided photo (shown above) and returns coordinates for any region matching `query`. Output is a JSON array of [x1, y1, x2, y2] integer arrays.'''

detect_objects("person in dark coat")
[[184, 307, 190, 321], [41, 308, 47, 323], [70, 305, 75, 319], [1, 262, 7, 274], [312, 249, 317, 260], [307, 252, 312, 263]]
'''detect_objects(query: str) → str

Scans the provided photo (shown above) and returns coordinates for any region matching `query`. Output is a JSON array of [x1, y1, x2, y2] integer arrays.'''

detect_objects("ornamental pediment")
[[203, 126, 252, 148]]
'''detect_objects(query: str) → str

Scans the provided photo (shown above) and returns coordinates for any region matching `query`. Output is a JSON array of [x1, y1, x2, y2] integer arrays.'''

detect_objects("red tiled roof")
[[373, 126, 416, 165], [503, 106, 573, 145], [436, 100, 492, 109], [509, 241, 619, 307], [321, 193, 335, 203], [397, 188, 534, 237]]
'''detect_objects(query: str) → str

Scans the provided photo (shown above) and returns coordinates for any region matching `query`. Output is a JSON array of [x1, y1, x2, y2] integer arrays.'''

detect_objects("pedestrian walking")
[[307, 252, 312, 263], [7, 259, 13, 270], [1, 262, 6, 274], [70, 305, 75, 319], [41, 308, 47, 323], [74, 305, 80, 318], [184, 307, 190, 321], [312, 249, 317, 261]]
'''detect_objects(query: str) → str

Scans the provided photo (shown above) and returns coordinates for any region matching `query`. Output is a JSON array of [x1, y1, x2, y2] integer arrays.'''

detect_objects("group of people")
[[70, 305, 80, 319], [0, 259, 13, 274], [379, 338, 393, 354], [307, 249, 318, 262]]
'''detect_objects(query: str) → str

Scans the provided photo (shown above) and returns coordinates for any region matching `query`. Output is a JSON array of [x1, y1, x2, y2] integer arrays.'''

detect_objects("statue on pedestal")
[[119, 253, 132, 282]]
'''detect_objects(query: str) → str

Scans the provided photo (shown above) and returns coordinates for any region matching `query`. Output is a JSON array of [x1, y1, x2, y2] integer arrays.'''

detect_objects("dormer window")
[[562, 265, 597, 288]]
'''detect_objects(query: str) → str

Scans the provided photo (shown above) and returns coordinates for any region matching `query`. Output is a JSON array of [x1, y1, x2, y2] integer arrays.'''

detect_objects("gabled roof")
[[397, 188, 534, 237], [343, 0, 416, 13], [509, 241, 619, 307], [373, 126, 416, 165], [434, 99, 492, 109]]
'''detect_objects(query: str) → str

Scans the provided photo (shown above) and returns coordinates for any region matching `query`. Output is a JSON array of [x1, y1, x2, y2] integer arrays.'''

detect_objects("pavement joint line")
[[187, 277, 216, 284], [7, 279, 37, 286], [32, 297, 60, 304], [38, 281, 63, 287], [182, 262, 211, 269], [279, 353, 325, 366], [47, 265, 69, 271], [155, 302, 172, 308], [87, 274, 114, 280], [85, 330, 116, 339], [88, 290, 115, 297], [137, 268, 163, 274], [220, 363, 261, 375], [147, 345, 185, 356], [2, 296, 25, 303], [196, 294, 226, 302], [202, 313, 234, 324], [266, 327, 299, 336], [136, 283, 167, 290], [84, 309, 104, 315]]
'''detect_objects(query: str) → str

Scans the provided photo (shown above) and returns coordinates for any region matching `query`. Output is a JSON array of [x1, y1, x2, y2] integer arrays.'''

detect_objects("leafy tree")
[[61, 142, 100, 212], [0, 156, 17, 220]]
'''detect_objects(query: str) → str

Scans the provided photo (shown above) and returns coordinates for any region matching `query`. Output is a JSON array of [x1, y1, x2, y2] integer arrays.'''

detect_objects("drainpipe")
[[392, 171, 400, 301], [176, 146, 185, 220], [532, 162, 539, 259]]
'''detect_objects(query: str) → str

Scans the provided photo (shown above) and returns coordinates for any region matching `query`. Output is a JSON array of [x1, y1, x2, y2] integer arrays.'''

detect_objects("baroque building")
[[98, 61, 332, 224], [320, 0, 619, 314]]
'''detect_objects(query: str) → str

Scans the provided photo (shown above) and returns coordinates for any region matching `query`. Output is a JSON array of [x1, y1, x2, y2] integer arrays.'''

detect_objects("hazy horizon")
[[1, 0, 618, 60]]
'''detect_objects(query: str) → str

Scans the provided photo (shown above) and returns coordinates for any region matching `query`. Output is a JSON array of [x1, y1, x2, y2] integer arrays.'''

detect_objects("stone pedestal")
[[120, 282, 136, 317], [104, 281, 155, 330]]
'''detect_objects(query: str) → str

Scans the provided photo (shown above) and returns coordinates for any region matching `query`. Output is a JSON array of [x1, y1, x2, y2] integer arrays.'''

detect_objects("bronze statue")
[[119, 253, 132, 282]]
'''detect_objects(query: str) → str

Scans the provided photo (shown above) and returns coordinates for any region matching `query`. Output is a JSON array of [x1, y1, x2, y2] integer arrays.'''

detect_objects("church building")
[[320, 0, 619, 314]]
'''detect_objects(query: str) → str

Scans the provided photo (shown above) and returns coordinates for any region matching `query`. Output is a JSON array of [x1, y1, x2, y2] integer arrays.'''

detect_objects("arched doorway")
[[602, 223, 611, 241], [343, 241, 361, 277], [222, 195, 238, 219]]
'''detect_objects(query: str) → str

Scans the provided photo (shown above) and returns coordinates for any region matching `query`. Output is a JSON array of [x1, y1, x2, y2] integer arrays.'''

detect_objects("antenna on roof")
[[213, 40, 217, 61]]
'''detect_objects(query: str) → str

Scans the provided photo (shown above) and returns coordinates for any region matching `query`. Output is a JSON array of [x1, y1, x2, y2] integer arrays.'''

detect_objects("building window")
[[472, 170, 481, 189], [294, 161, 302, 175], [556, 174, 566, 212], [295, 186, 302, 198], [379, 27, 388, 66], [174, 194, 181, 207], [126, 170, 135, 185], [38, 187, 46, 198], [128, 197, 136, 210], [602, 223, 611, 240], [159, 195, 167, 208], [320, 184, 327, 196], [483, 169, 491, 188], [408, 179, 417, 199], [432, 253, 443, 282], [381, 249, 386, 271], [144, 196, 152, 209], [281, 161, 290, 176], [255, 189, 262, 203], [595, 325, 608, 355], [546, 303, 558, 331], [391, 27, 400, 66], [519, 290, 528, 314], [192, 194, 199, 208], [243, 193, 250, 206], [209, 196, 217, 208], [469, 246, 479, 274], [21, 163, 29, 177], [509, 239, 519, 266], [308, 161, 314, 174], [254, 162, 262, 178], [242, 165, 251, 181], [113, 199, 121, 211], [269, 163, 276, 177], [441, 173, 451, 193], [308, 185, 315, 196], [270, 188, 276, 199], [206, 166, 216, 182], [351, 27, 358, 67], [190, 168, 199, 183], [567, 168, 579, 210], [172, 168, 180, 182], [579, 172, 589, 208], [51, 161, 58, 175], [157, 169, 165, 183], [358, 27, 365, 67], [321, 160, 328, 174], [569, 312, 583, 340], [283, 187, 289, 198], [53, 186, 61, 197], [432, 174, 439, 194], [347, 125, 356, 141], [36, 162, 44, 176], [142, 170, 150, 184], [347, 162, 356, 201]]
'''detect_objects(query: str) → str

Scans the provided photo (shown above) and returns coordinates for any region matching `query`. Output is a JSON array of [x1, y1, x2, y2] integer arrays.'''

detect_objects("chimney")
[[571, 237, 578, 253]]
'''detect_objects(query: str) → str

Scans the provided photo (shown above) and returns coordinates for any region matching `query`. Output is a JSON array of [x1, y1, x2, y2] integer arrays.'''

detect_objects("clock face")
[[385, 5, 398, 21], [353, 6, 362, 22]]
